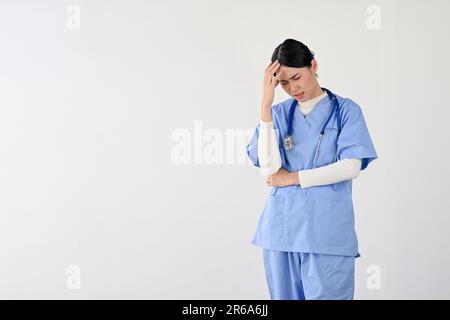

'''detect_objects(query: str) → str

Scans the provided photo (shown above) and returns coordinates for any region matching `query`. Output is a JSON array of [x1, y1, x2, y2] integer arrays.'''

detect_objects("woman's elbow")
[[350, 163, 361, 179], [260, 164, 281, 176]]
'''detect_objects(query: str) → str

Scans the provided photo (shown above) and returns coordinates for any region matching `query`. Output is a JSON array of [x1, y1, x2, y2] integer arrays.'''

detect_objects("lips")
[[293, 92, 304, 99]]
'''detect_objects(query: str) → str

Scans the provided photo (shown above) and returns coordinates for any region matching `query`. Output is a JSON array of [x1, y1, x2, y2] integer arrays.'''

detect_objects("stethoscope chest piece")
[[283, 135, 295, 150]]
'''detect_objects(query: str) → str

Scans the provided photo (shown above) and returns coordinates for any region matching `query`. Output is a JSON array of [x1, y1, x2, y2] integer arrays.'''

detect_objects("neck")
[[309, 84, 324, 100]]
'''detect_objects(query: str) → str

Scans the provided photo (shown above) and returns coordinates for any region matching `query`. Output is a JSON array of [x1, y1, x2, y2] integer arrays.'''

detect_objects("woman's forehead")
[[275, 66, 302, 80]]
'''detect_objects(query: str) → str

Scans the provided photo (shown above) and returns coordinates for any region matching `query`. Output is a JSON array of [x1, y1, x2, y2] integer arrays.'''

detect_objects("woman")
[[246, 39, 378, 300]]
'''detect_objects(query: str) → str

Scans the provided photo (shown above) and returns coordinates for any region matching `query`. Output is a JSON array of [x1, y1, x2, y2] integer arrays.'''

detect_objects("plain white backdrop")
[[1, 0, 449, 299]]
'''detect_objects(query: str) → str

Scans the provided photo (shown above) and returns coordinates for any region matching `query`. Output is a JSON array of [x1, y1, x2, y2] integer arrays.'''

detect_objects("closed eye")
[[280, 77, 300, 85]]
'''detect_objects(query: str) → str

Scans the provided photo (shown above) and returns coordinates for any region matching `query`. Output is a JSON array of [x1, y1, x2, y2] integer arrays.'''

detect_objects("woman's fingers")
[[268, 61, 280, 75], [272, 67, 280, 82], [272, 75, 280, 88], [265, 60, 278, 72], [266, 176, 273, 186], [265, 64, 280, 88], [264, 61, 277, 82], [265, 60, 279, 78]]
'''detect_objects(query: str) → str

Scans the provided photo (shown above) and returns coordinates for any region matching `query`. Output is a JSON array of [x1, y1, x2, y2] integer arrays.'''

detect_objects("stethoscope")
[[283, 87, 342, 167]]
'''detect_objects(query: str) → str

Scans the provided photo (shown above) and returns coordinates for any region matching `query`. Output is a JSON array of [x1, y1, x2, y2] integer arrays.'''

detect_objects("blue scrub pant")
[[262, 249, 355, 300]]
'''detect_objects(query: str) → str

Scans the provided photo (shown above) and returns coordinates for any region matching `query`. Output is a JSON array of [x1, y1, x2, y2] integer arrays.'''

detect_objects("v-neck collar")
[[292, 94, 333, 131], [298, 91, 328, 115]]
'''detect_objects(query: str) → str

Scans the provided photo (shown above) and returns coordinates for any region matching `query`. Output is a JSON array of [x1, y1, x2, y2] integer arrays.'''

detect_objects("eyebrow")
[[279, 73, 300, 82]]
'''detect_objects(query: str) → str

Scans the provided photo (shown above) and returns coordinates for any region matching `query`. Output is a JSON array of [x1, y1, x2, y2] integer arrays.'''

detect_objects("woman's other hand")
[[265, 168, 300, 187]]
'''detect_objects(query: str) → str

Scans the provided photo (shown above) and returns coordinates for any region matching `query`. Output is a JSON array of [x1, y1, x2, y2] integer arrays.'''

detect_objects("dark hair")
[[271, 39, 315, 68]]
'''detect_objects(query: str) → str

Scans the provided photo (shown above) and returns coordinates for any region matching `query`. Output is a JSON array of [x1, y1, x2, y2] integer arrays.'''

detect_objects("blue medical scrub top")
[[246, 93, 378, 258]]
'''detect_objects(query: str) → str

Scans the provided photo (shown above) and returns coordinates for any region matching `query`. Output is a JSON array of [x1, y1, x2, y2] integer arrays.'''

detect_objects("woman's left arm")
[[297, 158, 361, 188], [265, 158, 361, 187]]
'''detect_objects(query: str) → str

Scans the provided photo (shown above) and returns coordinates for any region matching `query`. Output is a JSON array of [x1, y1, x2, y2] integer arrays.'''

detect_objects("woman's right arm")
[[257, 120, 282, 176], [257, 60, 282, 176]]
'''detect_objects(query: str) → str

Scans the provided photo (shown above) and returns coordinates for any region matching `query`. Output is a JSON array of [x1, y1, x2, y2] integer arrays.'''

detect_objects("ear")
[[311, 59, 318, 74]]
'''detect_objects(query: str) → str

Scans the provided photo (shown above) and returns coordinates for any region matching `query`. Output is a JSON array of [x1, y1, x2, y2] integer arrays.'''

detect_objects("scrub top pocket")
[[267, 192, 285, 242], [310, 184, 352, 247]]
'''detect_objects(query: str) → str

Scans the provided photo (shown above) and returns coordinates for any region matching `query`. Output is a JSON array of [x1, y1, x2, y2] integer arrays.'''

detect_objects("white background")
[[1, 0, 449, 299]]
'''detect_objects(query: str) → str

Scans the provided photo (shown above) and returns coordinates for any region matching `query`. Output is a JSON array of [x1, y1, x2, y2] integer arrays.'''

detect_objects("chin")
[[298, 96, 308, 102]]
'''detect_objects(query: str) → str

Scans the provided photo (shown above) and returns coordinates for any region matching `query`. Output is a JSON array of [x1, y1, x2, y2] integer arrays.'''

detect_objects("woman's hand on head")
[[262, 60, 280, 109], [265, 168, 300, 187]]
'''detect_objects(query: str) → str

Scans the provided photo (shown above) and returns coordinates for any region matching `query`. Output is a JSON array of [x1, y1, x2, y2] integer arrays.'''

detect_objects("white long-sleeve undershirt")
[[257, 91, 361, 188]]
